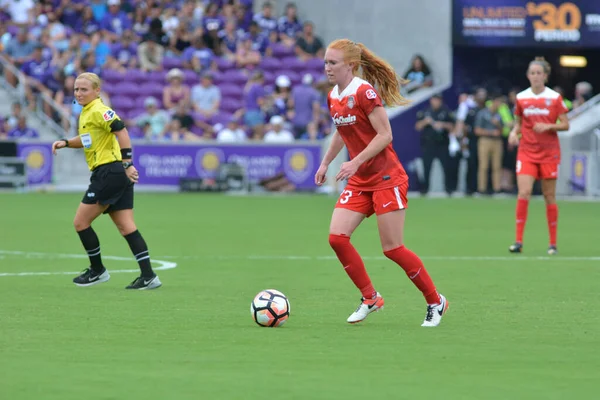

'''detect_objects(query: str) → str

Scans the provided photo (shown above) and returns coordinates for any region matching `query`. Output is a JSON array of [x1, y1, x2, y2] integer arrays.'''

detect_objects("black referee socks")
[[124, 230, 155, 278], [77, 226, 104, 273]]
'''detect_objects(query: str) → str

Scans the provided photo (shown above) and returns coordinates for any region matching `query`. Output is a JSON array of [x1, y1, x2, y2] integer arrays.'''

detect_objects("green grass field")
[[0, 192, 598, 399]]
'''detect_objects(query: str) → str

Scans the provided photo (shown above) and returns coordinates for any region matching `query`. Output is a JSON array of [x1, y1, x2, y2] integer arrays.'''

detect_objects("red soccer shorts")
[[335, 182, 408, 217], [516, 158, 559, 180]]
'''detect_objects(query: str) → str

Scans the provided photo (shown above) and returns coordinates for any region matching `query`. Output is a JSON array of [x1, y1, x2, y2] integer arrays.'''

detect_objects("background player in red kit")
[[315, 39, 449, 327], [508, 57, 569, 255]]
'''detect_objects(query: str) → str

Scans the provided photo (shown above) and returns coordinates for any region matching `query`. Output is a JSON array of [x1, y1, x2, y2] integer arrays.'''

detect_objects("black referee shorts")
[[82, 161, 134, 214]]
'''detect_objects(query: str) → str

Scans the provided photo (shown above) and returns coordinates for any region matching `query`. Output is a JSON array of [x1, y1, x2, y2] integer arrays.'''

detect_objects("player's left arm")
[[353, 106, 392, 166]]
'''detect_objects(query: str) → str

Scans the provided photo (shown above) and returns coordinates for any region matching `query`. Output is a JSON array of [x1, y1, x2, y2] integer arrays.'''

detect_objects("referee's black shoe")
[[125, 275, 162, 290], [73, 267, 110, 287]]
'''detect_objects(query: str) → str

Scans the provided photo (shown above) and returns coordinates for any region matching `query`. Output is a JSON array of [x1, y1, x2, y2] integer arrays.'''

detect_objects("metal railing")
[[0, 54, 69, 138]]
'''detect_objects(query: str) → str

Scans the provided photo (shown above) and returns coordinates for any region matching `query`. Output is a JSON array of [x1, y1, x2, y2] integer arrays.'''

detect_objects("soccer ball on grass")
[[251, 289, 290, 327]]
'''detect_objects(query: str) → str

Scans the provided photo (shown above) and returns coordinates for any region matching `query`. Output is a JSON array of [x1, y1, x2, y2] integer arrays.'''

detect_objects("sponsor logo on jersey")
[[347, 96, 355, 109], [366, 89, 377, 100], [332, 113, 357, 126], [103, 110, 115, 121], [523, 107, 550, 116]]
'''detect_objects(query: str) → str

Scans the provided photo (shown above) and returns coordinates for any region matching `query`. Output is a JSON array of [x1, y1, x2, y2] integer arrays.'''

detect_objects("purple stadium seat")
[[125, 69, 147, 84], [101, 69, 125, 84], [281, 57, 307, 73], [210, 111, 233, 126], [127, 125, 145, 138], [138, 82, 164, 98], [110, 97, 135, 112], [271, 43, 295, 58], [259, 57, 282, 72], [109, 81, 139, 95], [218, 83, 242, 97], [128, 108, 146, 119], [220, 98, 243, 114], [215, 57, 235, 71], [163, 57, 184, 69], [208, 71, 225, 85], [102, 82, 116, 95], [147, 70, 167, 82], [221, 69, 248, 84], [305, 57, 325, 72]]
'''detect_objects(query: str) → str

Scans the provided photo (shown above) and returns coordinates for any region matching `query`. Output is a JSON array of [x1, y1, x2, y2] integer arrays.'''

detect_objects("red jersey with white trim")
[[514, 87, 569, 163], [327, 77, 407, 190]]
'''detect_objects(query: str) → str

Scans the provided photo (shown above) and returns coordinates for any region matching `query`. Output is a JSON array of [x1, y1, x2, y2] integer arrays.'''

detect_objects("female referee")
[[52, 72, 162, 290], [315, 39, 448, 327], [508, 57, 569, 255]]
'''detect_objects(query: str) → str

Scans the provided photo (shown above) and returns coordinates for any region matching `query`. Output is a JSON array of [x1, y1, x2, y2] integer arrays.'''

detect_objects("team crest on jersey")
[[366, 89, 377, 100], [545, 99, 552, 106], [103, 110, 115, 121], [347, 96, 355, 109]]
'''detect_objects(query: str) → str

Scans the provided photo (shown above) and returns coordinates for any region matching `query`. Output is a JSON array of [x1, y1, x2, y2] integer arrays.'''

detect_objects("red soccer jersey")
[[328, 77, 407, 190], [514, 87, 569, 163]]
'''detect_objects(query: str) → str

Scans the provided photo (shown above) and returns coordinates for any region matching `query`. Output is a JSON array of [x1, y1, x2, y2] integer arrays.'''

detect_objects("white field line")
[[160, 254, 600, 262], [0, 250, 177, 277]]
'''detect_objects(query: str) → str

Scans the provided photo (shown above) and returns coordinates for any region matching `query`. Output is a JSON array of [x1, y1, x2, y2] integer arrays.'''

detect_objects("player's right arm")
[[508, 115, 521, 146], [52, 136, 82, 154], [508, 98, 523, 146], [315, 130, 344, 185]]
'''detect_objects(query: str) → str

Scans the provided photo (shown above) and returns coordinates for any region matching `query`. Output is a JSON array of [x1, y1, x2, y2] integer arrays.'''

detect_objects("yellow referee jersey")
[[78, 98, 125, 170]]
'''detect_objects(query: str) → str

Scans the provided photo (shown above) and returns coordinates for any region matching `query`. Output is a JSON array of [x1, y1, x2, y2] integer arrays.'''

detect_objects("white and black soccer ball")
[[250, 289, 290, 327]]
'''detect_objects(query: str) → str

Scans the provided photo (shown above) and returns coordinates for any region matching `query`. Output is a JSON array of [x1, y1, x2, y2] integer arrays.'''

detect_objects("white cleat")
[[347, 292, 385, 324], [547, 246, 558, 255], [421, 294, 449, 327]]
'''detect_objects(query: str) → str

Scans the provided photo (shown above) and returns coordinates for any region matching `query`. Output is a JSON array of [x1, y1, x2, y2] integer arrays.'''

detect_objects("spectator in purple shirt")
[[202, 2, 224, 32], [56, 0, 86, 29], [8, 116, 40, 139], [290, 73, 321, 137], [234, 71, 267, 139], [105, 30, 138, 72], [182, 36, 217, 74], [101, 0, 132, 42], [253, 2, 278, 36], [219, 18, 242, 61], [278, 2, 302, 47], [21, 45, 52, 111], [247, 21, 272, 56], [77, 7, 101, 36]]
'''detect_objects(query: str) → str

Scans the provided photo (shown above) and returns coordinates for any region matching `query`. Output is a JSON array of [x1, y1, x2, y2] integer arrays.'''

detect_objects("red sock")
[[329, 234, 376, 299], [384, 245, 440, 305], [515, 198, 529, 244], [546, 204, 558, 246]]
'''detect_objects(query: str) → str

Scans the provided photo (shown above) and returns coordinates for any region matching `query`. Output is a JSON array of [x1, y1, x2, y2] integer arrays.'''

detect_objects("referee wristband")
[[121, 148, 132, 159]]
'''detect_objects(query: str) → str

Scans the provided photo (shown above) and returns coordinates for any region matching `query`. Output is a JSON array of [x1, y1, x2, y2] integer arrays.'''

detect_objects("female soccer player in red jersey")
[[314, 39, 448, 327], [508, 57, 569, 255]]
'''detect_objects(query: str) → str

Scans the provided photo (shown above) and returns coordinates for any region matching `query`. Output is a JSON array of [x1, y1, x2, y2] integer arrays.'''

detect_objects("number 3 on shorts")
[[339, 190, 352, 204], [516, 160, 522, 173]]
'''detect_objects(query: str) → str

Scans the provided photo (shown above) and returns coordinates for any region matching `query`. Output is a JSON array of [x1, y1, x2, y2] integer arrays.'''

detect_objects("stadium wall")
[[267, 0, 452, 88]]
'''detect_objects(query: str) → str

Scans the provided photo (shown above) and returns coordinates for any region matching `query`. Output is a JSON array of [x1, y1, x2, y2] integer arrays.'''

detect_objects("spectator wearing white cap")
[[130, 97, 171, 142], [264, 115, 294, 143], [163, 68, 190, 111], [216, 118, 247, 143], [270, 74, 293, 119]]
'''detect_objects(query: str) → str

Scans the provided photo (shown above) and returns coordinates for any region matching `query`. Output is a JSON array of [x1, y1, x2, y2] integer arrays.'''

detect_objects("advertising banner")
[[16, 143, 54, 185], [570, 153, 587, 192], [453, 1, 600, 47], [133, 144, 321, 189]]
